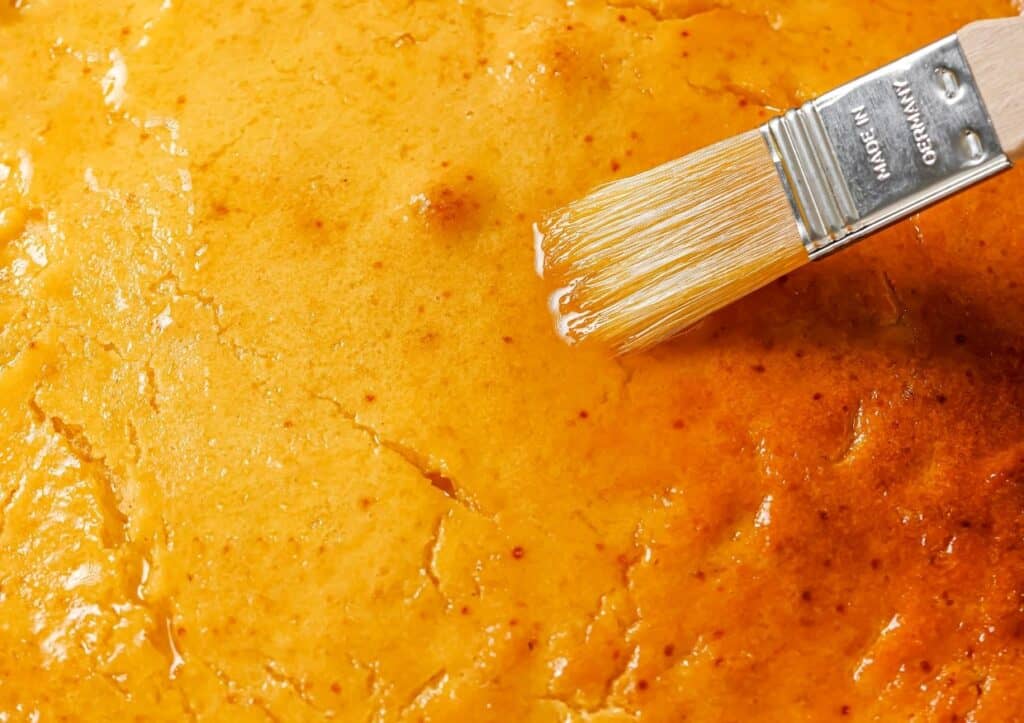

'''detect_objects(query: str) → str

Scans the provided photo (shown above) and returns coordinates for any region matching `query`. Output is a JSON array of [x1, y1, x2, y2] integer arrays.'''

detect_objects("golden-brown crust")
[[0, 0, 1022, 720]]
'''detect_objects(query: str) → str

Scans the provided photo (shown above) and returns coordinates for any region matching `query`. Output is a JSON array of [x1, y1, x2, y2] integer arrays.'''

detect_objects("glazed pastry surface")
[[1, 0, 1023, 720]]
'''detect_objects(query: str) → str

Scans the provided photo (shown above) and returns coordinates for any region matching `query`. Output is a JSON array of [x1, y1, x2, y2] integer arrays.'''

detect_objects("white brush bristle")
[[536, 130, 809, 353]]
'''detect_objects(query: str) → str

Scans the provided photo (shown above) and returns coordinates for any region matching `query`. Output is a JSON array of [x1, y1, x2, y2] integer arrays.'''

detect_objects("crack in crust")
[[422, 513, 452, 607], [23, 384, 192, 718], [399, 668, 449, 717], [831, 397, 867, 464], [312, 392, 490, 519], [263, 660, 324, 715]]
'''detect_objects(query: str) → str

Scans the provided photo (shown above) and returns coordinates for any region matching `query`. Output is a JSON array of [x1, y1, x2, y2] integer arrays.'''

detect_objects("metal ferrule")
[[761, 35, 1012, 260]]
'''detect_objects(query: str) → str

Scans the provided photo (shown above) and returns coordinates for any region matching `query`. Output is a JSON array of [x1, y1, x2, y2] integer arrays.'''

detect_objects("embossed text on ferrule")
[[770, 35, 1011, 259], [893, 79, 938, 166], [851, 105, 891, 182]]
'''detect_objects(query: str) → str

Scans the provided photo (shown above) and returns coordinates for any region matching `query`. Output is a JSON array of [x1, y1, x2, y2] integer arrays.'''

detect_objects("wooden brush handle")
[[959, 16, 1024, 161]]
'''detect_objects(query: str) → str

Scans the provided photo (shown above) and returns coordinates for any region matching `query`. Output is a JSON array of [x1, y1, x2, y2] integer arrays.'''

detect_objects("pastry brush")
[[535, 16, 1024, 353]]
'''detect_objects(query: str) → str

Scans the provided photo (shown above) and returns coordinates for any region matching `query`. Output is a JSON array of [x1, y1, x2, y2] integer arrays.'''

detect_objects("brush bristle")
[[536, 130, 809, 353]]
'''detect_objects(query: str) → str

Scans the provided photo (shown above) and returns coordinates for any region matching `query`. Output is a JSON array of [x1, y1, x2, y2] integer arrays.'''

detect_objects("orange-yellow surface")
[[1, 0, 1023, 720]]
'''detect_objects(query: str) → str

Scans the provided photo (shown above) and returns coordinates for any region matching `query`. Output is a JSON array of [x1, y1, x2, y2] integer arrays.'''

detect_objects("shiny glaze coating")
[[0, 0, 1022, 720]]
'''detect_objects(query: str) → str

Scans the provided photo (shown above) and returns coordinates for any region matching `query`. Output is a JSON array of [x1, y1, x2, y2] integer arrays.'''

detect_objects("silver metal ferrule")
[[761, 35, 1012, 260]]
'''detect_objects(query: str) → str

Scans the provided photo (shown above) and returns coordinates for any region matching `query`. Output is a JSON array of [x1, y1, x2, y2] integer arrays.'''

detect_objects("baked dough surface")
[[1, 0, 1023, 720]]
